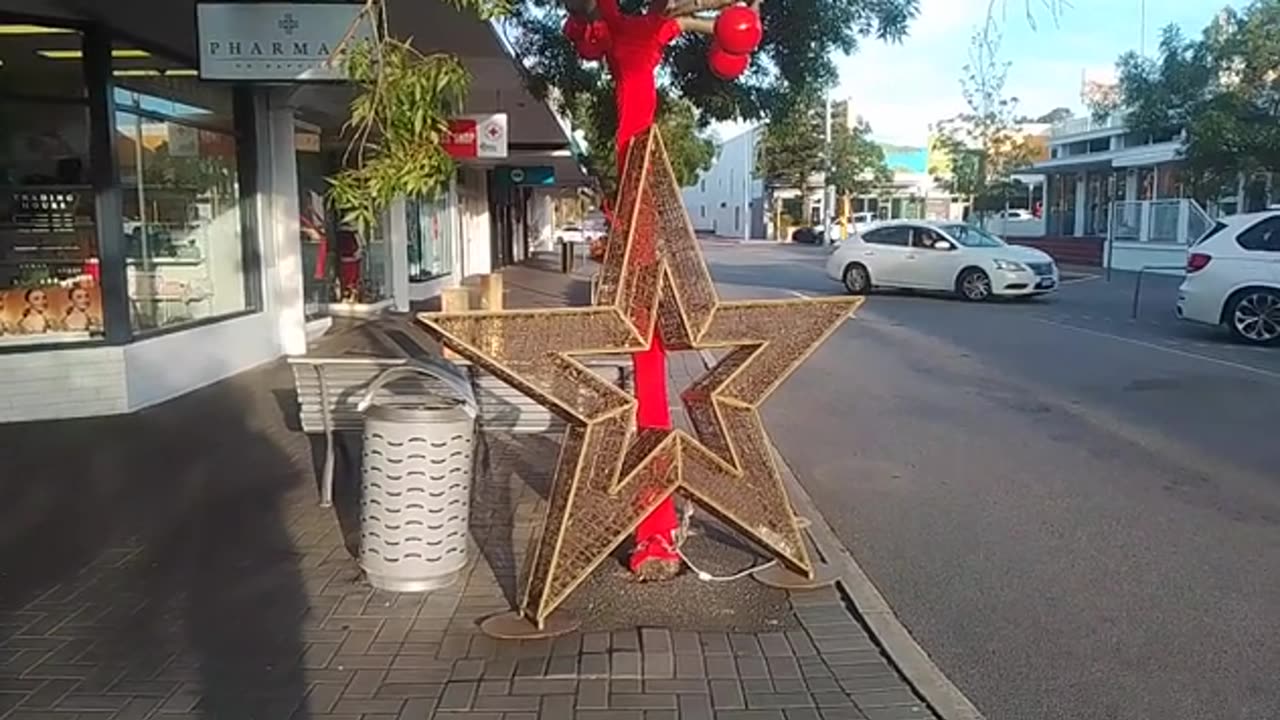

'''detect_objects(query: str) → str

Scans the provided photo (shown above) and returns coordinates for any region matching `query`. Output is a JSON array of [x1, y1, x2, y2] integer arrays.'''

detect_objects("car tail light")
[[1187, 253, 1212, 273]]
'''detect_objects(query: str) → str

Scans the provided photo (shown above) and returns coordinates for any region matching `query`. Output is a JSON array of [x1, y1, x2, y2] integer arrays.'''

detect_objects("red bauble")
[[708, 43, 750, 80], [714, 5, 763, 55], [576, 20, 611, 61], [563, 16, 587, 44]]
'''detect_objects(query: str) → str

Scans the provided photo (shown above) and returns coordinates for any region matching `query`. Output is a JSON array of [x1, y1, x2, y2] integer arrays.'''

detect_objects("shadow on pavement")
[[0, 366, 314, 719]]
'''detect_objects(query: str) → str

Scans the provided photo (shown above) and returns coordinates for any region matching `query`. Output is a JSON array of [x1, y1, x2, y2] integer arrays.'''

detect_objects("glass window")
[[0, 25, 102, 347], [1237, 217, 1280, 252], [862, 226, 909, 246], [407, 194, 454, 282], [114, 81, 245, 332]]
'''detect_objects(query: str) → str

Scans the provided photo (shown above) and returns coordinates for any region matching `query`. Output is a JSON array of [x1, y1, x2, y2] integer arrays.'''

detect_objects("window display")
[[407, 193, 454, 282], [0, 25, 102, 346], [114, 80, 246, 332]]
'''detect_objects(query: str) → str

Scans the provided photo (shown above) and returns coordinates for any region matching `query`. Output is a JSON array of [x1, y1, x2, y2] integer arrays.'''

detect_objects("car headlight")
[[993, 259, 1027, 272]]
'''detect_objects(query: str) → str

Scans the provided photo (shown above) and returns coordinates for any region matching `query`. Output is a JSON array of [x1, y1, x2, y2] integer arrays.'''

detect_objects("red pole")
[[578, 3, 684, 579]]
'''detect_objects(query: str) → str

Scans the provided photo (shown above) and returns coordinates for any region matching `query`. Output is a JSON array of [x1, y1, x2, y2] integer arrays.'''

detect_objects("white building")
[[1014, 114, 1226, 270], [681, 126, 767, 239]]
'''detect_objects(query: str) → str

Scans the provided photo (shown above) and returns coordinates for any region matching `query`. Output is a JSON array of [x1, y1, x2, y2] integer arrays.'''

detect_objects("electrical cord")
[[673, 499, 778, 582]]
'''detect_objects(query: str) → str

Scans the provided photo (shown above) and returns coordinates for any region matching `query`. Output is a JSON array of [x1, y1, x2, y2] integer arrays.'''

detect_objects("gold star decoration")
[[418, 127, 862, 628]]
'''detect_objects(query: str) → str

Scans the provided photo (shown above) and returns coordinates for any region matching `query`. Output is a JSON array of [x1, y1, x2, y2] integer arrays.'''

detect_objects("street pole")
[[743, 127, 752, 243], [822, 94, 833, 245]]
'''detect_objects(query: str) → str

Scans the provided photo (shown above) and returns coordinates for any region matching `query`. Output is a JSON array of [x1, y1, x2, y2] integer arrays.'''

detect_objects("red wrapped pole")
[[568, 2, 685, 579]]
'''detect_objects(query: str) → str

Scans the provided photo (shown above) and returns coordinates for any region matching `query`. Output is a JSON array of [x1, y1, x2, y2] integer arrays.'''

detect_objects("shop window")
[[0, 24, 102, 347], [113, 79, 246, 332], [407, 193, 454, 282]]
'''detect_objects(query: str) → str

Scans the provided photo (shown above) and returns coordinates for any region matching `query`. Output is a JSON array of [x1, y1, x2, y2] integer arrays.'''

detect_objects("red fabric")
[[591, 8, 684, 572]]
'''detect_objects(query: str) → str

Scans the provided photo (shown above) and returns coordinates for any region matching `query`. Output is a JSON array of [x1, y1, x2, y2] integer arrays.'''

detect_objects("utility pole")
[[743, 127, 752, 243], [1139, 0, 1146, 56], [822, 94, 833, 245]]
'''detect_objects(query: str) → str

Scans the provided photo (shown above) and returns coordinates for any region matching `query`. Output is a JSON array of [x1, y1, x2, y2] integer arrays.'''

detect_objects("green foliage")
[[829, 116, 891, 197], [929, 18, 1033, 211], [757, 96, 825, 191], [1103, 2, 1280, 203], [328, 0, 506, 234]]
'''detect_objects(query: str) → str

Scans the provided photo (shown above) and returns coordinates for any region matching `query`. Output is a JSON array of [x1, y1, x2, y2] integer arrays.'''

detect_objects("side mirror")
[[933, 239, 954, 251]]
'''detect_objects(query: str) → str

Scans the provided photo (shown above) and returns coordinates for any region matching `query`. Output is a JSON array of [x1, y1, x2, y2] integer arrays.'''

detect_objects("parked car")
[[556, 225, 602, 245], [824, 220, 1059, 300], [1177, 210, 1280, 345]]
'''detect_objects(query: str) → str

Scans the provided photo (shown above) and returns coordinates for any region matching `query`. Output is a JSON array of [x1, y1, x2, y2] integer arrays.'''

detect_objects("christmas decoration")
[[418, 127, 860, 629]]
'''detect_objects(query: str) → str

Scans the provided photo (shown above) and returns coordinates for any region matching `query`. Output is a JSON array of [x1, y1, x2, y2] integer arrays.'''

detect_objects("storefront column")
[[386, 197, 411, 312], [1073, 173, 1088, 238], [255, 88, 307, 356]]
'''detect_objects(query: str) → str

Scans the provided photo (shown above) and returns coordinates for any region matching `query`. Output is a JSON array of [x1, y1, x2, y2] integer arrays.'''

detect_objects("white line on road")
[[1032, 317, 1280, 381], [1059, 273, 1101, 285], [786, 290, 811, 299]]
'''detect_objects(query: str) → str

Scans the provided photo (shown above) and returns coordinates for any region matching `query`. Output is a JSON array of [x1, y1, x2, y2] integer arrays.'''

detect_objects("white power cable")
[[673, 499, 778, 583]]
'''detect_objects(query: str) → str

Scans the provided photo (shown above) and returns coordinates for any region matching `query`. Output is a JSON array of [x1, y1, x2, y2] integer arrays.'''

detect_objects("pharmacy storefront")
[[0, 0, 586, 424]]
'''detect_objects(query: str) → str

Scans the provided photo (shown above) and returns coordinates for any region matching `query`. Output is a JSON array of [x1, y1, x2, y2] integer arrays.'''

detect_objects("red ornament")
[[708, 43, 750, 80], [563, 16, 587, 44], [576, 20, 611, 61], [714, 5, 763, 55]]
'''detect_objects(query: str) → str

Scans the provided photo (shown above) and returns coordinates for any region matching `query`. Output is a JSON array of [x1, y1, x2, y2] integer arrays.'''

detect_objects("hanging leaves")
[[327, 0, 509, 234]]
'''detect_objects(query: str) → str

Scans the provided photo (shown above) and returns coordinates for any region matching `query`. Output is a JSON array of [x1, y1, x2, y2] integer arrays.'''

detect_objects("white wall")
[[0, 347, 128, 423], [681, 127, 764, 238]]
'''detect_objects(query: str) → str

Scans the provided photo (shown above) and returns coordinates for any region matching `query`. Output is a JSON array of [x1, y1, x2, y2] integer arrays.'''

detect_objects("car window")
[[911, 228, 944, 249], [1236, 217, 1280, 252], [863, 226, 910, 247]]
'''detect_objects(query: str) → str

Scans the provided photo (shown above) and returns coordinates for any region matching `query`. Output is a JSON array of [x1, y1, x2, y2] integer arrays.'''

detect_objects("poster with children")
[[0, 280, 104, 338]]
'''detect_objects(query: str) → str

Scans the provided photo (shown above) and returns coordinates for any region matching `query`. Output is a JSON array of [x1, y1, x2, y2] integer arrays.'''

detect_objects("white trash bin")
[[356, 363, 477, 592]]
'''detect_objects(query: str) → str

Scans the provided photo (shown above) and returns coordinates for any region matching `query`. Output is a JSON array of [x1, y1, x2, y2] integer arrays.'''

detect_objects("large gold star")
[[418, 127, 860, 628]]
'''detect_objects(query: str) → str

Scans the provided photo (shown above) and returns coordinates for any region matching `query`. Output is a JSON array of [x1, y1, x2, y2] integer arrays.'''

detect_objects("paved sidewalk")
[[0, 255, 939, 720]]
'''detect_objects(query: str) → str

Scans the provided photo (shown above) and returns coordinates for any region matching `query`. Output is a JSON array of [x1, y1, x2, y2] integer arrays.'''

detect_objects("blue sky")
[[717, 0, 1228, 147]]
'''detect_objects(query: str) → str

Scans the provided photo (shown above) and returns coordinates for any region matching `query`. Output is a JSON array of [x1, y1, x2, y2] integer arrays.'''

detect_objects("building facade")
[[0, 0, 585, 423]]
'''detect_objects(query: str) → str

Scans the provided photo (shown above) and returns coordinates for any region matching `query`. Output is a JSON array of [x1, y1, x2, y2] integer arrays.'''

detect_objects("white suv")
[[1177, 211, 1280, 345]]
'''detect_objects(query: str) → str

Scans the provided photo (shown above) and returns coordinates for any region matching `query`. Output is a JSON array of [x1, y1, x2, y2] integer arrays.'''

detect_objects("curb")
[[697, 349, 985, 720]]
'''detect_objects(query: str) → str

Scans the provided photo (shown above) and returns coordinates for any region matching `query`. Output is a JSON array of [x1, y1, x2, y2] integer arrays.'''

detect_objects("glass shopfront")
[[407, 193, 454, 282], [0, 17, 258, 350], [0, 24, 101, 346]]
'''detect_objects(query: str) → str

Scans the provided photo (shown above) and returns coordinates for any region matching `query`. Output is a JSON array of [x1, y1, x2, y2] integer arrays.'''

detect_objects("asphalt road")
[[699, 239, 1280, 720]]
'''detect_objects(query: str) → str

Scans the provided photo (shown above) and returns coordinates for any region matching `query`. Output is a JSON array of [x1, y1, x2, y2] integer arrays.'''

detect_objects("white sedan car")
[[825, 220, 1059, 300], [1177, 210, 1280, 345]]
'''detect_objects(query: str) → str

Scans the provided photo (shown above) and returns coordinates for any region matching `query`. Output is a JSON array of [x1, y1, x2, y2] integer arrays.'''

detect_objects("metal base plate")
[[753, 562, 838, 591], [478, 611, 581, 640]]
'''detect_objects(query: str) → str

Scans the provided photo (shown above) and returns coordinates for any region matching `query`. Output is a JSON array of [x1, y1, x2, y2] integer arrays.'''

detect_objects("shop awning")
[[20, 0, 589, 186]]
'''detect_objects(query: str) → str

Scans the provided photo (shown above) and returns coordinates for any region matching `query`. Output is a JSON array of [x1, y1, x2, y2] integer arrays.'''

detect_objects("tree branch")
[[665, 0, 752, 18], [677, 16, 715, 33]]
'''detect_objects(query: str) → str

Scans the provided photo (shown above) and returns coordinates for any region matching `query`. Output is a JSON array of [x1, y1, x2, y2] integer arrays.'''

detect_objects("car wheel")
[[958, 268, 993, 301], [843, 264, 871, 295], [1226, 289, 1280, 345]]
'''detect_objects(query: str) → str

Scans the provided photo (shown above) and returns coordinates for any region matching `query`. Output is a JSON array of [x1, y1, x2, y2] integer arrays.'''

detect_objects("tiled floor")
[[0, 257, 937, 719]]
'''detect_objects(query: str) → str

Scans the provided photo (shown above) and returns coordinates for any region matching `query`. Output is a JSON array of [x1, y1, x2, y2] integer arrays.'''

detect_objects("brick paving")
[[0, 255, 939, 719]]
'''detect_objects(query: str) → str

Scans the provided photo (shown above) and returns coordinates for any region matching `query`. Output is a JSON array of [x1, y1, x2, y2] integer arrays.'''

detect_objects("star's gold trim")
[[418, 126, 861, 627]]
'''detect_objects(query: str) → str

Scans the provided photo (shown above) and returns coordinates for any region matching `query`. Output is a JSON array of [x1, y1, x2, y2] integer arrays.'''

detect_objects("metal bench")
[[288, 352, 633, 506]]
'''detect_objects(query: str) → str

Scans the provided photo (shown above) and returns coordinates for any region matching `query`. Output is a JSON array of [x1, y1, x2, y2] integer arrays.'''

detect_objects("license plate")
[[1036, 278, 1057, 289]]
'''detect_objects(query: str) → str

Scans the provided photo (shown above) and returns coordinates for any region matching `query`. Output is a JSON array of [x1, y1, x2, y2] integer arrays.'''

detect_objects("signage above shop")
[[443, 114, 508, 160], [498, 166, 555, 187], [196, 2, 373, 81]]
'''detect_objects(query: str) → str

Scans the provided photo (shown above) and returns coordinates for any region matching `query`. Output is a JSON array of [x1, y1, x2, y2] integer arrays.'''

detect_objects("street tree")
[[929, 17, 1034, 216], [756, 96, 825, 237], [829, 116, 892, 221], [1099, 3, 1280, 207]]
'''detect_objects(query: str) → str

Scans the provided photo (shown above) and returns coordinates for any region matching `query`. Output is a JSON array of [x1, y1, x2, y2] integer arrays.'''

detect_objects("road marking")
[[1059, 273, 1100, 286], [1032, 317, 1280, 381], [786, 290, 811, 299]]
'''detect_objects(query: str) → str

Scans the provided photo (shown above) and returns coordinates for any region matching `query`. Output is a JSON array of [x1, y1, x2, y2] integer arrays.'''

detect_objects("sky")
[[716, 0, 1230, 147]]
